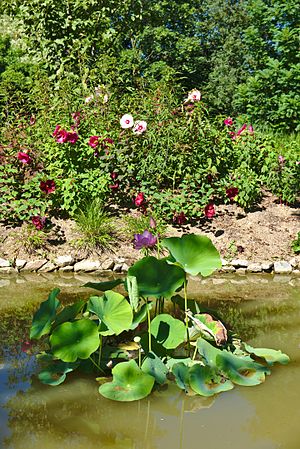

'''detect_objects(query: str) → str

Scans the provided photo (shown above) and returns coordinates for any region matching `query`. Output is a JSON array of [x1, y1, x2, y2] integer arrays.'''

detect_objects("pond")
[[0, 272, 299, 449]]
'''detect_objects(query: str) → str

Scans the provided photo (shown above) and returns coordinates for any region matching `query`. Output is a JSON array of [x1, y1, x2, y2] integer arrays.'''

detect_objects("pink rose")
[[224, 117, 233, 126], [133, 120, 147, 134], [135, 192, 145, 207], [88, 135, 100, 148], [120, 114, 134, 129], [40, 180, 56, 194], [204, 203, 215, 219], [67, 131, 79, 144], [17, 152, 32, 164]]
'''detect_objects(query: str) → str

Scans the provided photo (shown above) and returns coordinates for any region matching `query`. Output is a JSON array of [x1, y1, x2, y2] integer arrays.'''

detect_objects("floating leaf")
[[99, 360, 155, 402], [161, 235, 222, 276], [83, 279, 124, 291], [196, 337, 220, 366], [87, 291, 133, 335], [50, 319, 100, 362], [151, 314, 186, 349], [128, 256, 185, 298], [142, 351, 168, 385], [126, 275, 139, 312], [188, 313, 227, 345], [166, 357, 193, 370], [38, 360, 80, 386], [30, 288, 60, 340], [52, 300, 85, 328], [189, 365, 234, 397], [172, 363, 190, 391], [243, 344, 290, 366]]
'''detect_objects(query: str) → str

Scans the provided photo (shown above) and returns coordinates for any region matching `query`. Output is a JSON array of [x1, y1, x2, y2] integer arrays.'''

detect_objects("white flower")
[[85, 94, 94, 104], [187, 89, 201, 102], [120, 114, 134, 129], [133, 120, 147, 134]]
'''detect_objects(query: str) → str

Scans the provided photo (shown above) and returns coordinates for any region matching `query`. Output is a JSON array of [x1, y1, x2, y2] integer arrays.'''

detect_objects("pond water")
[[0, 272, 300, 449]]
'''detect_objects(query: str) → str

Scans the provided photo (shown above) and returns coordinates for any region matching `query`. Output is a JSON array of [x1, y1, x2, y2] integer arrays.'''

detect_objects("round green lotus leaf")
[[38, 360, 79, 386], [128, 257, 185, 298], [189, 364, 234, 397], [161, 235, 222, 276], [87, 291, 133, 335], [151, 314, 186, 349], [50, 319, 100, 362], [99, 360, 155, 402], [243, 344, 290, 365]]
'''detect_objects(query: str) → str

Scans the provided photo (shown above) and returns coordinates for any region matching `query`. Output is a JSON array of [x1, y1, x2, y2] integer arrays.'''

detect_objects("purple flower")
[[134, 230, 157, 250]]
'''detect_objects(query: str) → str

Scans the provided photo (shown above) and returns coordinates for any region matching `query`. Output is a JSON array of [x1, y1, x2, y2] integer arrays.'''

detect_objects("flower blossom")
[[236, 124, 247, 137], [226, 187, 239, 200], [134, 230, 157, 250], [120, 114, 134, 129], [204, 203, 215, 219], [135, 192, 145, 207], [173, 211, 187, 225], [133, 120, 147, 135], [40, 180, 56, 194], [85, 95, 94, 104], [67, 131, 79, 144], [278, 155, 285, 164], [53, 125, 78, 144], [187, 89, 201, 102], [17, 152, 32, 164], [248, 124, 254, 134], [109, 172, 119, 190], [149, 217, 156, 229], [32, 215, 46, 230], [224, 117, 233, 126], [88, 135, 100, 148]]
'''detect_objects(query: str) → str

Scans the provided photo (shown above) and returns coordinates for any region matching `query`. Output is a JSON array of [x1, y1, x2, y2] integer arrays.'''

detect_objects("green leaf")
[[38, 360, 80, 386], [87, 291, 133, 335], [52, 300, 85, 328], [130, 302, 152, 330], [196, 338, 221, 366], [243, 344, 290, 365], [142, 351, 168, 385], [99, 360, 155, 402], [30, 288, 61, 340], [128, 256, 185, 298], [151, 314, 186, 349], [189, 365, 234, 397], [172, 363, 190, 391], [189, 313, 227, 345], [50, 319, 100, 362], [83, 279, 124, 291], [161, 234, 222, 276], [126, 275, 139, 312]]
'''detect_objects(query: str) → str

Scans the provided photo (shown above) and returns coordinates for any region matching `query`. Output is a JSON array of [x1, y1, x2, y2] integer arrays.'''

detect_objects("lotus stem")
[[98, 334, 103, 367], [89, 355, 104, 373], [147, 301, 152, 353], [184, 278, 190, 353]]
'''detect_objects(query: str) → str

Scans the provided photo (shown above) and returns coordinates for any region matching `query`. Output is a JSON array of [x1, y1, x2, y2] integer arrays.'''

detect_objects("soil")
[[0, 192, 299, 263]]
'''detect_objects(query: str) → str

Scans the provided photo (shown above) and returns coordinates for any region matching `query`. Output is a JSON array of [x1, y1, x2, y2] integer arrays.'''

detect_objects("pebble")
[[261, 261, 273, 271], [221, 266, 235, 273], [113, 263, 123, 272], [59, 265, 74, 272], [15, 259, 27, 269], [247, 263, 262, 273], [21, 259, 48, 271], [274, 261, 292, 274], [54, 255, 75, 267], [101, 258, 115, 270], [74, 260, 101, 272], [38, 262, 57, 273], [0, 258, 10, 268], [231, 259, 249, 268]]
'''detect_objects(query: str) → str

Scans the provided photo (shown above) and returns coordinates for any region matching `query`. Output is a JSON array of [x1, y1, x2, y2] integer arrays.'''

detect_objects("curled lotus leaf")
[[50, 319, 100, 362], [127, 256, 185, 298], [189, 365, 234, 397], [142, 351, 168, 385], [161, 234, 222, 276], [151, 314, 186, 349], [188, 313, 227, 345], [52, 300, 85, 328], [30, 288, 60, 340], [38, 360, 80, 386], [243, 344, 290, 366], [172, 362, 190, 392], [99, 360, 155, 402], [83, 279, 124, 292]]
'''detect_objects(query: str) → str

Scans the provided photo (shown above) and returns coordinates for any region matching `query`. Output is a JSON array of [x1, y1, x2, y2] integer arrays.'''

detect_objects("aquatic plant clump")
[[30, 234, 289, 401]]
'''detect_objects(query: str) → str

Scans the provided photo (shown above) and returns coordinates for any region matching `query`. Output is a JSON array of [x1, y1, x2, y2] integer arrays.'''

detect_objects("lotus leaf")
[[172, 363, 190, 391], [50, 319, 100, 362], [243, 344, 290, 365], [142, 351, 168, 384], [99, 360, 155, 402], [53, 300, 85, 328], [130, 303, 152, 330], [189, 365, 234, 397], [161, 235, 222, 276], [87, 291, 133, 335], [196, 337, 221, 366], [151, 314, 186, 349], [38, 360, 80, 386], [125, 275, 139, 312], [30, 288, 60, 340], [190, 313, 227, 345], [127, 256, 185, 298], [83, 279, 124, 291]]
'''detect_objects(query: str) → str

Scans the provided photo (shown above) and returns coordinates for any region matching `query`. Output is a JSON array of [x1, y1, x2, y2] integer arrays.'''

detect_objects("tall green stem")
[[184, 278, 190, 352], [98, 334, 103, 367], [147, 301, 152, 352]]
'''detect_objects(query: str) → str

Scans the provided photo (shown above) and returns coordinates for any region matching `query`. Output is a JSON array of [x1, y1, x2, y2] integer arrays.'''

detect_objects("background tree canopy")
[[0, 0, 299, 130]]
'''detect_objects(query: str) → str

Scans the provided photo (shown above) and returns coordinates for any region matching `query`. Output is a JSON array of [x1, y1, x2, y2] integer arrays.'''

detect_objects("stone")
[[101, 258, 115, 270], [221, 266, 236, 273], [20, 259, 48, 272], [289, 257, 299, 269], [38, 262, 57, 273], [221, 258, 229, 266], [54, 255, 75, 267], [0, 279, 10, 287], [261, 261, 273, 271], [74, 259, 101, 272], [247, 263, 262, 273], [15, 259, 27, 270], [0, 258, 10, 268], [122, 263, 130, 272], [113, 263, 123, 272], [116, 257, 126, 264], [0, 267, 16, 274], [274, 261, 292, 274], [236, 268, 246, 275], [59, 265, 74, 272], [230, 259, 249, 268], [292, 269, 300, 276]]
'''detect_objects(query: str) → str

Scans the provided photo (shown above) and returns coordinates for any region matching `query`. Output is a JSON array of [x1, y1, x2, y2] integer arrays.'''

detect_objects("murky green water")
[[0, 272, 300, 449]]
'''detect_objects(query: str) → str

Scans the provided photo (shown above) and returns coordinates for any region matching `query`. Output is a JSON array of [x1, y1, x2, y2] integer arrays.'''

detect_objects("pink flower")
[[88, 135, 100, 148], [21, 340, 33, 353], [67, 131, 79, 144], [226, 187, 239, 200], [72, 111, 81, 127], [52, 125, 61, 137], [17, 152, 32, 164], [248, 124, 254, 134], [31, 216, 46, 230], [55, 128, 69, 143], [278, 155, 285, 164], [110, 172, 118, 180], [149, 217, 156, 229], [85, 95, 94, 103], [236, 124, 247, 137], [187, 89, 201, 102], [133, 120, 147, 135], [29, 116, 36, 126], [204, 203, 215, 219], [120, 114, 134, 129], [109, 182, 119, 190], [173, 211, 187, 225], [135, 192, 145, 207], [40, 180, 56, 194], [224, 117, 233, 126]]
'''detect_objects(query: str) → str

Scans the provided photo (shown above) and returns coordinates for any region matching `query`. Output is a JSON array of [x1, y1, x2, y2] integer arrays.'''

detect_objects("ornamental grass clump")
[[30, 234, 289, 402]]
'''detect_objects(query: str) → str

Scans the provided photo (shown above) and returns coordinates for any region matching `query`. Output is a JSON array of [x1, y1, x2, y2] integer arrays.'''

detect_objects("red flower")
[[135, 192, 145, 207], [56, 128, 69, 143], [109, 182, 119, 190], [173, 211, 187, 225], [32, 216, 46, 230], [110, 172, 118, 180], [40, 180, 56, 194], [204, 203, 215, 219], [53, 125, 78, 143], [226, 187, 239, 200], [17, 152, 32, 164], [67, 131, 79, 144], [88, 135, 100, 148], [53, 125, 61, 137], [224, 117, 233, 126], [236, 124, 247, 137]]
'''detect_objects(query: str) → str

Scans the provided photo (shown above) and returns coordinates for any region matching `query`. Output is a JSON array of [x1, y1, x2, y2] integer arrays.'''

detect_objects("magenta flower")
[[248, 124, 254, 134], [109, 182, 119, 190], [40, 180, 56, 194], [133, 120, 147, 135], [110, 172, 118, 180], [55, 128, 69, 143], [67, 131, 79, 144], [226, 187, 239, 200], [236, 124, 247, 137], [173, 211, 187, 225], [88, 135, 100, 148], [134, 230, 157, 250], [120, 114, 134, 129], [32, 216, 46, 230], [149, 217, 156, 229], [17, 152, 32, 164], [204, 203, 215, 219], [187, 89, 201, 102], [278, 155, 285, 164], [135, 192, 145, 207], [29, 116, 36, 126], [224, 117, 233, 126]]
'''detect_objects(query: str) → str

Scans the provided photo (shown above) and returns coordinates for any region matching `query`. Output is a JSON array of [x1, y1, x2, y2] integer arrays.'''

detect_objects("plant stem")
[[184, 278, 190, 353], [98, 334, 103, 367], [147, 301, 152, 352], [89, 355, 104, 373]]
